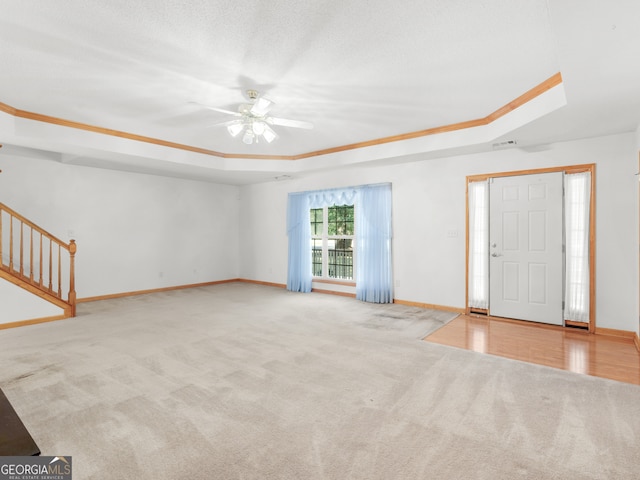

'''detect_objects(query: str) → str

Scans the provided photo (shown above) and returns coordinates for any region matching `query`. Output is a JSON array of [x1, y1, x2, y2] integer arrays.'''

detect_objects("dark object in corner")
[[0, 388, 40, 456]]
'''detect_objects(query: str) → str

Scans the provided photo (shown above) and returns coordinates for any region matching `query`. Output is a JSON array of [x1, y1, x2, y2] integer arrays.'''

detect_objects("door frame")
[[465, 163, 596, 332]]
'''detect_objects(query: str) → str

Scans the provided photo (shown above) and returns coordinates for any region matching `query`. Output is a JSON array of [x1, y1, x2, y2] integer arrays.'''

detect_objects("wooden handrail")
[[0, 203, 71, 252], [0, 202, 77, 316]]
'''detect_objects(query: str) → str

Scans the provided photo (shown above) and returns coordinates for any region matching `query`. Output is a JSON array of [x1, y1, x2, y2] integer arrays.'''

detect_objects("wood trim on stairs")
[[0, 202, 77, 316], [0, 267, 72, 312], [0, 314, 70, 331], [0, 202, 72, 248]]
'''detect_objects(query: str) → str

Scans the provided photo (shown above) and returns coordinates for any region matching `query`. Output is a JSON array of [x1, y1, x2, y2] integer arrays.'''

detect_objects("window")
[[468, 180, 489, 309], [310, 205, 354, 280], [564, 172, 591, 322], [287, 183, 392, 301]]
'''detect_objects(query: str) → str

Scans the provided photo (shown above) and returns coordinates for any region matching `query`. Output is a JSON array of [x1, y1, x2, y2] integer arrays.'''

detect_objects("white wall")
[[0, 152, 240, 299], [0, 280, 63, 324], [636, 124, 640, 338], [240, 132, 639, 332], [3, 133, 636, 332]]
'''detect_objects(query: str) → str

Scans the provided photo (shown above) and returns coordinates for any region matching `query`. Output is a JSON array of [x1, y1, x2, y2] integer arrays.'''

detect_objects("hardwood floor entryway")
[[425, 315, 640, 385]]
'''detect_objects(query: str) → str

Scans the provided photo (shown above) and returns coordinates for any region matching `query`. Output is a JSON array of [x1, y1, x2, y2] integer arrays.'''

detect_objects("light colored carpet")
[[0, 283, 638, 479]]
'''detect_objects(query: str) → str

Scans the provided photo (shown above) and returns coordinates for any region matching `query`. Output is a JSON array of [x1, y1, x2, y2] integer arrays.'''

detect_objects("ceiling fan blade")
[[202, 106, 242, 116], [207, 119, 243, 128], [268, 116, 314, 129], [190, 102, 241, 117], [250, 96, 273, 117]]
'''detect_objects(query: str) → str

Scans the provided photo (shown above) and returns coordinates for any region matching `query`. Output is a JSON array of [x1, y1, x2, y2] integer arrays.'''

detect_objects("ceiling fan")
[[197, 90, 314, 145]]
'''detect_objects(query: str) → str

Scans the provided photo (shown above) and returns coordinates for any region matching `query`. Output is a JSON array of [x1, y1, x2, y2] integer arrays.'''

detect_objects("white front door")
[[489, 172, 564, 325]]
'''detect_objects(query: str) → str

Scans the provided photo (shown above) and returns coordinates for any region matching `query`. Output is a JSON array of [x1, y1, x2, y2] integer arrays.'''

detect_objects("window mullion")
[[322, 206, 329, 279]]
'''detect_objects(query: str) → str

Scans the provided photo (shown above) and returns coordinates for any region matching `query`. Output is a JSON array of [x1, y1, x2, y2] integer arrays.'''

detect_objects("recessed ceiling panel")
[[0, 0, 560, 157]]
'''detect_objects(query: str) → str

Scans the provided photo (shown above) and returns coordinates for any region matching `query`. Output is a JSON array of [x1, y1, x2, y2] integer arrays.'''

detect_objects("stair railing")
[[0, 203, 77, 316]]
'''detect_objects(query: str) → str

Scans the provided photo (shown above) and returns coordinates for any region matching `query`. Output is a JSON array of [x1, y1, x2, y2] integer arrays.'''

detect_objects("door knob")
[[491, 252, 502, 257]]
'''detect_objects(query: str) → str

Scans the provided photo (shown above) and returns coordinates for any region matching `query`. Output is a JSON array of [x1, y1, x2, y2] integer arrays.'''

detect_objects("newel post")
[[69, 239, 77, 317]]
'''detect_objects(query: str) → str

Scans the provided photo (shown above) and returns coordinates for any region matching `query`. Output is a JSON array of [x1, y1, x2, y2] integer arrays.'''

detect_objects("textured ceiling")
[[0, 0, 639, 184]]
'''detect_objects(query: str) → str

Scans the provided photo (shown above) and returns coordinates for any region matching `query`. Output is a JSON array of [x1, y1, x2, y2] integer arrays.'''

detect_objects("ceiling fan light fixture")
[[227, 122, 244, 137], [202, 89, 311, 145], [242, 130, 254, 145], [262, 125, 277, 143], [252, 121, 266, 135]]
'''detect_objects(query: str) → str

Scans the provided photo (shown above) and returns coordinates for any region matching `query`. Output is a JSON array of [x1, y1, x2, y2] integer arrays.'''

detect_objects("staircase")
[[0, 203, 77, 318]]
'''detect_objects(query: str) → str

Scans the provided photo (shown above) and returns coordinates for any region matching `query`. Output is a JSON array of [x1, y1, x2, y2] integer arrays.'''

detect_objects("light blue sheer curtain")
[[286, 184, 392, 303], [287, 187, 357, 292], [308, 189, 357, 209], [286, 192, 312, 292], [355, 183, 393, 303]]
